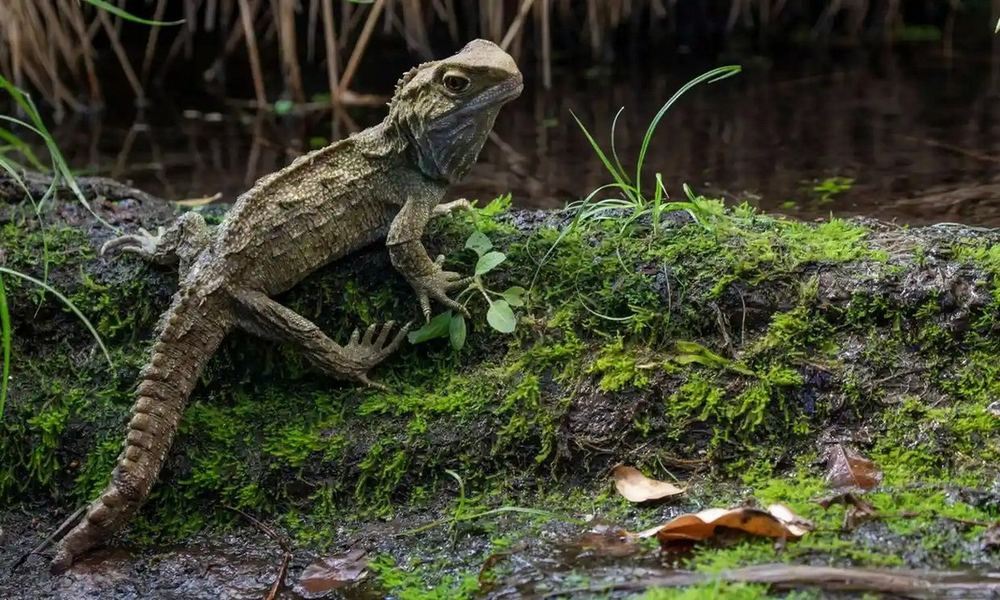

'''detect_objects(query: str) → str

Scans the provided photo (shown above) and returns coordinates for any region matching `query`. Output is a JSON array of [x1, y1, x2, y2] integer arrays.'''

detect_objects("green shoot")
[[408, 222, 524, 350], [528, 65, 742, 296]]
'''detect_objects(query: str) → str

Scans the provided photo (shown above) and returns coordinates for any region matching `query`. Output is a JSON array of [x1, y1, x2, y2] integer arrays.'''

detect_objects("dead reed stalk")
[[0, 0, 968, 114]]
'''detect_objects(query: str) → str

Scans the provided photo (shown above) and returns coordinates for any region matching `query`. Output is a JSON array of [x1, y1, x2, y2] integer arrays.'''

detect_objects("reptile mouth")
[[452, 74, 524, 116]]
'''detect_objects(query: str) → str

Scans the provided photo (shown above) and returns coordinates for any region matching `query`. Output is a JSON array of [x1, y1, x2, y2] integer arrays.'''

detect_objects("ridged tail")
[[50, 290, 232, 573]]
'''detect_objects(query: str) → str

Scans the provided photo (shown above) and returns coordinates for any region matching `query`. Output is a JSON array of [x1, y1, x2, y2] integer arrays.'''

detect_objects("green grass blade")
[[609, 107, 632, 185], [81, 0, 185, 25], [570, 109, 640, 205], [0, 126, 46, 171], [634, 65, 741, 197], [0, 274, 10, 421], [0, 267, 113, 369], [0, 77, 120, 233]]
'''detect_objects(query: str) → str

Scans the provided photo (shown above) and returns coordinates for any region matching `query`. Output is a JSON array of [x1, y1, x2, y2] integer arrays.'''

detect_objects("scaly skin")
[[40, 39, 523, 574]]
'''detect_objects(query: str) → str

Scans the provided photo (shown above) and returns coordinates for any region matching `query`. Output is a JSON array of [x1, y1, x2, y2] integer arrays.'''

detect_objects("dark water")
[[24, 42, 1000, 227]]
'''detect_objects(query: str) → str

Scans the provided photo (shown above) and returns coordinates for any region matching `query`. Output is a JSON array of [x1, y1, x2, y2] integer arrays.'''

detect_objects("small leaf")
[[475, 251, 506, 276], [612, 465, 685, 503], [486, 300, 516, 333], [297, 548, 369, 593], [449, 313, 467, 351], [465, 231, 493, 256], [652, 504, 812, 547], [407, 311, 452, 344], [501, 286, 526, 307], [823, 444, 883, 490]]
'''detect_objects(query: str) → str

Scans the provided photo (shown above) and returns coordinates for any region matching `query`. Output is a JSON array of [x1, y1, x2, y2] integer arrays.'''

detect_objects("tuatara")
[[38, 38, 523, 574]]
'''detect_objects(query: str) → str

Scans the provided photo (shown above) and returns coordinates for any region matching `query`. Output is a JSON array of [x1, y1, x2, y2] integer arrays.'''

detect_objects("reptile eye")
[[443, 73, 470, 93]]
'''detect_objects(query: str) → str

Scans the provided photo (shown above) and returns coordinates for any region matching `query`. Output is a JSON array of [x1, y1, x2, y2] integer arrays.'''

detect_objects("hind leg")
[[233, 289, 411, 390]]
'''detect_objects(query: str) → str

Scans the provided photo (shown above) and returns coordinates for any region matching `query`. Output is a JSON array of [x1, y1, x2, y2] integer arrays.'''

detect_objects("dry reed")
[[0, 0, 969, 114]]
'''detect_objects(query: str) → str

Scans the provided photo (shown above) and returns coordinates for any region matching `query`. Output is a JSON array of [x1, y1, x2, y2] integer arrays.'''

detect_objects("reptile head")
[[388, 39, 524, 183]]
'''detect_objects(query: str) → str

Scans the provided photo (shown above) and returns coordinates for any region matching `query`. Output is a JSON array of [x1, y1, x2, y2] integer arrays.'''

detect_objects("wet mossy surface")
[[1, 192, 999, 599]]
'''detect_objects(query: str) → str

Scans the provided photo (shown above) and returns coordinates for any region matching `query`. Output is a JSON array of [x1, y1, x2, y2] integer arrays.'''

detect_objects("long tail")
[[49, 289, 232, 574]]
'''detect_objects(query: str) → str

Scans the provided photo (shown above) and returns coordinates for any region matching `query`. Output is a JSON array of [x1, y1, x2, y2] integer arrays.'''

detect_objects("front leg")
[[432, 198, 472, 217], [101, 211, 211, 280], [387, 195, 472, 322], [232, 289, 410, 390]]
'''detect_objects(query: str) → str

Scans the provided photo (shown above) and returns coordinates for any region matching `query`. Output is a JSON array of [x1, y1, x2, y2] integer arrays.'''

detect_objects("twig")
[[225, 505, 291, 553], [871, 367, 929, 387], [264, 552, 290, 600], [542, 564, 1000, 598], [225, 505, 292, 600]]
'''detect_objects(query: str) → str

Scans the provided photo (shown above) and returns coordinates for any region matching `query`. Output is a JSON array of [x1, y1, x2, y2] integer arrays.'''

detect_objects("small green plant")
[[809, 176, 853, 205], [408, 229, 525, 350], [400, 469, 579, 538], [528, 65, 741, 294], [565, 64, 741, 231]]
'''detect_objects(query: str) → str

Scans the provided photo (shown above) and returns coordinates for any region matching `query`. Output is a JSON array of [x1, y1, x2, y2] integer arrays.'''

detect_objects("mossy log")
[[2, 187, 999, 580]]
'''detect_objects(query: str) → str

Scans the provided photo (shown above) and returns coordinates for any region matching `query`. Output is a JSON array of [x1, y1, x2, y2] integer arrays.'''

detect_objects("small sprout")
[[501, 286, 525, 307], [474, 251, 506, 276], [486, 300, 516, 333], [408, 222, 524, 350], [274, 99, 294, 115], [448, 313, 467, 351], [464, 231, 493, 256], [407, 311, 452, 344]]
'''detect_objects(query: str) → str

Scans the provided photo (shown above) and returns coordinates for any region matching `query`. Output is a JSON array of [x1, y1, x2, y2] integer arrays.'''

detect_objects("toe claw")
[[374, 321, 396, 347], [361, 323, 377, 346]]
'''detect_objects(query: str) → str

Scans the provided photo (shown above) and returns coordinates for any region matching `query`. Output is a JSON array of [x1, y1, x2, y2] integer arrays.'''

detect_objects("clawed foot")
[[431, 198, 473, 217], [342, 320, 413, 391], [100, 226, 165, 258], [411, 255, 473, 322]]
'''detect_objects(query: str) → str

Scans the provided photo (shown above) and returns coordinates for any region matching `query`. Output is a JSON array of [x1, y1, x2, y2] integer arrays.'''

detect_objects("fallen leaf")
[[611, 465, 685, 503], [654, 504, 812, 546], [983, 522, 1000, 552], [813, 491, 879, 531], [565, 525, 643, 559], [297, 548, 368, 594], [823, 444, 883, 490]]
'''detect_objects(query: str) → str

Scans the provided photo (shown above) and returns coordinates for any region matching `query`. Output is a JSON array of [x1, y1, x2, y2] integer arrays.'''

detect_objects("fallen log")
[[1, 181, 999, 596]]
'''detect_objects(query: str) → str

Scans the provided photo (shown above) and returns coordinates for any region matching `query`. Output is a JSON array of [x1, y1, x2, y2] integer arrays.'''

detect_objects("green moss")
[[588, 336, 653, 392], [367, 554, 481, 600]]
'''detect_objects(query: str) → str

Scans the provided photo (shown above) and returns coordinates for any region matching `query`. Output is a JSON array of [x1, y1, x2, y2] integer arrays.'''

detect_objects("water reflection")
[[39, 44, 1000, 227]]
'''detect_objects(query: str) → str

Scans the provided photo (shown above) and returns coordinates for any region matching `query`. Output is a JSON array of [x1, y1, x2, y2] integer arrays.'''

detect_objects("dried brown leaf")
[[611, 465, 685, 503], [823, 443, 883, 490], [653, 505, 813, 547], [813, 491, 880, 531], [297, 548, 368, 594]]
